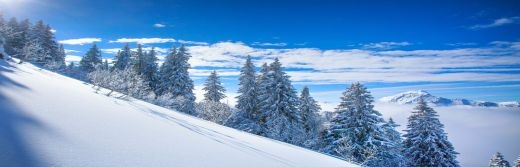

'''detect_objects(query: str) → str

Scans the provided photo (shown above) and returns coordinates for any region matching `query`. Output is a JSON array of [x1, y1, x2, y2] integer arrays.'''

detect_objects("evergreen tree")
[[156, 45, 196, 114], [490, 152, 511, 167], [113, 44, 131, 70], [203, 70, 226, 102], [258, 58, 304, 145], [142, 47, 158, 89], [403, 98, 459, 167], [80, 44, 102, 72], [514, 155, 520, 167], [235, 55, 258, 120], [130, 44, 145, 74], [196, 100, 232, 125], [299, 86, 322, 149], [363, 118, 407, 166], [322, 82, 387, 164], [227, 56, 261, 134]]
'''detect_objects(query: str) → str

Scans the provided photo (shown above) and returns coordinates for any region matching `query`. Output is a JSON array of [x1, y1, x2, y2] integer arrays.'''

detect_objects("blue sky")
[[1, 0, 519, 110]]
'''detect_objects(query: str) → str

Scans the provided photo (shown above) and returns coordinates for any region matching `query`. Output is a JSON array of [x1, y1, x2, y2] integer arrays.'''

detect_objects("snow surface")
[[0, 60, 354, 167], [376, 102, 520, 166]]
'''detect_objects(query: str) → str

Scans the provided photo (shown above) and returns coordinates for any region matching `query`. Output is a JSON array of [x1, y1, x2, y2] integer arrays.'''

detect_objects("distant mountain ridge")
[[379, 90, 519, 107]]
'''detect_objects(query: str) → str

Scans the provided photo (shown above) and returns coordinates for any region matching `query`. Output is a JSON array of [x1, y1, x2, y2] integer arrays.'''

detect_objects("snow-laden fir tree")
[[141, 47, 158, 89], [203, 70, 226, 102], [490, 152, 511, 167], [226, 56, 261, 134], [257, 58, 304, 145], [514, 155, 520, 167], [130, 44, 145, 74], [156, 45, 196, 115], [322, 82, 387, 164], [363, 117, 407, 166], [112, 44, 131, 70], [298, 86, 322, 149], [80, 44, 102, 73], [403, 98, 459, 167], [235, 55, 258, 119]]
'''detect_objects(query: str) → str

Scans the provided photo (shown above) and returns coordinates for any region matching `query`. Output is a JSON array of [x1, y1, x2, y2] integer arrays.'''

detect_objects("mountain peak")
[[380, 90, 518, 107]]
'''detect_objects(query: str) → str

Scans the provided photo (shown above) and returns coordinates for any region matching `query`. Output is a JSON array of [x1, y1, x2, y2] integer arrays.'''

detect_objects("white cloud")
[[59, 38, 102, 45], [252, 42, 287, 47], [178, 40, 209, 46], [446, 42, 477, 47], [64, 49, 81, 54], [361, 41, 412, 50], [109, 38, 176, 44], [50, 29, 57, 33], [469, 16, 520, 30], [182, 41, 520, 83], [153, 23, 166, 28]]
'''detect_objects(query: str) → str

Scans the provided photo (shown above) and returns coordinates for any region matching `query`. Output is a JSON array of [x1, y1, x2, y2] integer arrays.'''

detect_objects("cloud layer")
[[59, 38, 102, 45]]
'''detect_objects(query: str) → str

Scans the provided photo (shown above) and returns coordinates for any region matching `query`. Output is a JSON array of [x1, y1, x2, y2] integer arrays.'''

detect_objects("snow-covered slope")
[[379, 90, 518, 107], [0, 60, 354, 167]]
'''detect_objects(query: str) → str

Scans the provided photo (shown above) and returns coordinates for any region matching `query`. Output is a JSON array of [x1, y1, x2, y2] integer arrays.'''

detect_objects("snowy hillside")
[[379, 90, 518, 107], [0, 60, 354, 167]]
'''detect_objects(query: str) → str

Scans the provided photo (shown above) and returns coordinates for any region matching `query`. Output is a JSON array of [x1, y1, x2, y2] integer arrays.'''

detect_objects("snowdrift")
[[0, 60, 354, 167]]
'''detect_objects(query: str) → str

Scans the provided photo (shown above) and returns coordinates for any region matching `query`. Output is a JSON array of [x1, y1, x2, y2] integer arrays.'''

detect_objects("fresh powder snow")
[[0, 60, 355, 167]]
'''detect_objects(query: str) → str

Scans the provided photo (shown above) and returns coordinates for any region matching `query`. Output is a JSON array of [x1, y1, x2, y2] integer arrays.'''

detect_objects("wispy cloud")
[[59, 38, 102, 45], [183, 41, 520, 83], [50, 29, 57, 33], [252, 42, 287, 47], [109, 38, 176, 44], [177, 40, 209, 46], [446, 42, 478, 47], [469, 16, 520, 30], [153, 23, 166, 28], [64, 49, 81, 54], [361, 41, 412, 50]]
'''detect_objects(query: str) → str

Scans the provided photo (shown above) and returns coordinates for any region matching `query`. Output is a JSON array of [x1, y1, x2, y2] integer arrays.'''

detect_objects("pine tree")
[[113, 44, 131, 70], [322, 82, 387, 164], [403, 98, 459, 167], [226, 55, 262, 134], [514, 155, 520, 167], [203, 70, 226, 102], [299, 86, 322, 149], [258, 58, 304, 145], [363, 117, 407, 166], [156, 45, 196, 115], [130, 44, 145, 74], [235, 55, 258, 120], [80, 44, 102, 73], [142, 47, 158, 89], [490, 152, 511, 167]]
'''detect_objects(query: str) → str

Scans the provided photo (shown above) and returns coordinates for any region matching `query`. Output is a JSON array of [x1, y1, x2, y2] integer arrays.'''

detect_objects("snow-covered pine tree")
[[490, 152, 511, 167], [112, 44, 131, 70], [235, 55, 258, 120], [299, 86, 322, 149], [514, 155, 520, 167], [226, 56, 261, 134], [203, 70, 226, 102], [80, 44, 102, 73], [363, 117, 407, 166], [258, 58, 304, 145], [403, 98, 459, 167], [255, 62, 271, 134], [130, 44, 145, 74], [322, 82, 387, 164], [156, 45, 196, 115], [141, 47, 158, 89]]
